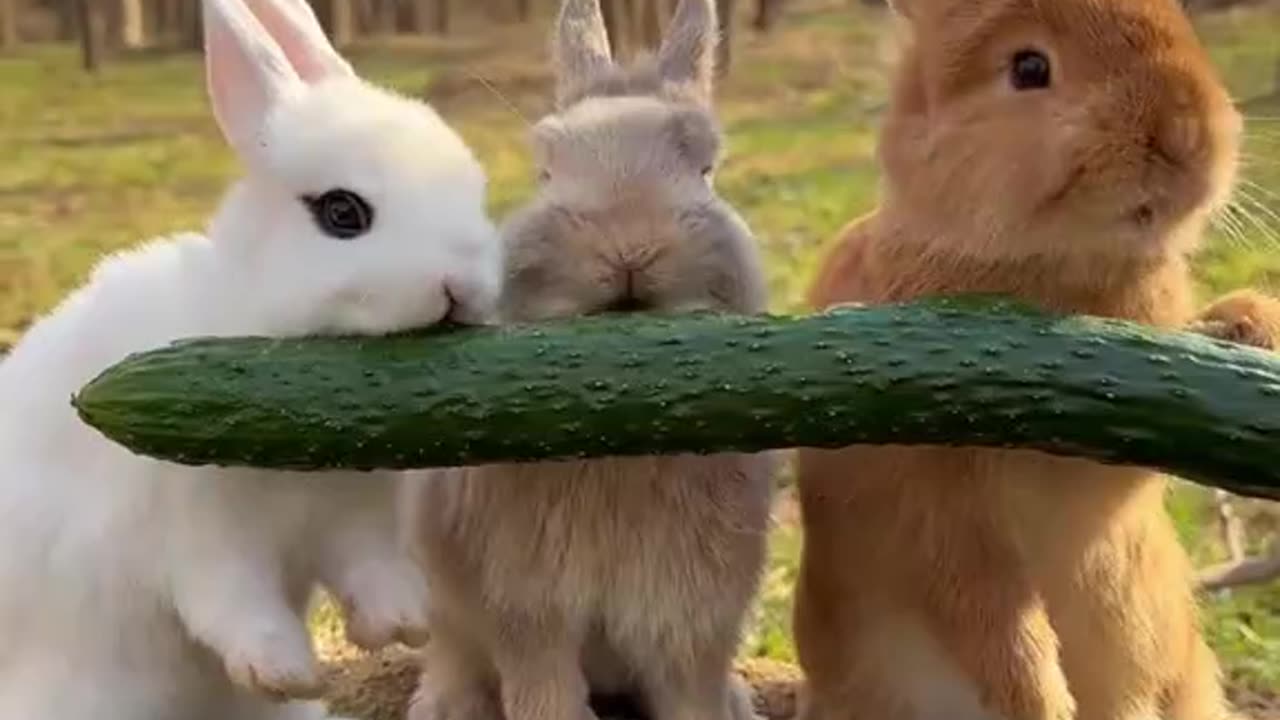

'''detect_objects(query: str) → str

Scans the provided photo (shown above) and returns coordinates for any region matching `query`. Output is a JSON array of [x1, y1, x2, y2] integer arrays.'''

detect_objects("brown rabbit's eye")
[[1011, 50, 1052, 91], [303, 189, 374, 240]]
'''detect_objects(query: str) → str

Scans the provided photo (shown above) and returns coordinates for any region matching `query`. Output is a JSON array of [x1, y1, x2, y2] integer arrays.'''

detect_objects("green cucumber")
[[71, 297, 1280, 500]]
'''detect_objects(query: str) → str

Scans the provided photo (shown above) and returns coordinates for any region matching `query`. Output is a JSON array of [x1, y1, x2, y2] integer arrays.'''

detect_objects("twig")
[[1199, 541, 1280, 592], [1213, 489, 1247, 563]]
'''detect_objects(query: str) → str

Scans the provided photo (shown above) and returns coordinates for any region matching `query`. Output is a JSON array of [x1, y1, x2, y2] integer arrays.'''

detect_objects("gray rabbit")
[[404, 1, 775, 718]]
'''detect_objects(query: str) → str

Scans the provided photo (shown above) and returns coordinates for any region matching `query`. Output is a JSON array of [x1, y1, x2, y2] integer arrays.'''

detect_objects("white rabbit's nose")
[[441, 276, 499, 326]]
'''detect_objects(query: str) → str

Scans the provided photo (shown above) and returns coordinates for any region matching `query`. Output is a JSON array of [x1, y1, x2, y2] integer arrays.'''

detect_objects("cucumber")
[[71, 297, 1280, 500]]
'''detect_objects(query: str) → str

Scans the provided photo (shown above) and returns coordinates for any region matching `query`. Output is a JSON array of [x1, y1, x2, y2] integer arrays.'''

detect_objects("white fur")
[[0, 0, 500, 718]]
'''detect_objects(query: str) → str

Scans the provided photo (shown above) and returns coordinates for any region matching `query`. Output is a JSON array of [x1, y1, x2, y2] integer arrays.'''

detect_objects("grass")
[[2, 0, 1278, 702]]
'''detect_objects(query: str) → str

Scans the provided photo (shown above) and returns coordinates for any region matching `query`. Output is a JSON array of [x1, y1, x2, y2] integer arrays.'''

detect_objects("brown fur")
[[405, 1, 774, 720], [794, 1, 1245, 719], [1192, 288, 1280, 350]]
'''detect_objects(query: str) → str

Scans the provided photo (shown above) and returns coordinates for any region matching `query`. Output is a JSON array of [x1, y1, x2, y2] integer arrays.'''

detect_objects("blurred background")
[[0, 0, 1277, 714]]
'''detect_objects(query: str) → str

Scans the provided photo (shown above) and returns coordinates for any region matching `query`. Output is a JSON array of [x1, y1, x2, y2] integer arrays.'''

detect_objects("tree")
[[117, 0, 146, 49], [715, 0, 733, 73], [396, 0, 432, 33], [639, 0, 665, 49], [55, 0, 76, 41], [312, 0, 355, 46], [752, 0, 784, 32], [0, 0, 19, 50], [515, 0, 534, 22], [179, 0, 202, 50], [601, 0, 625, 56], [433, 0, 450, 34], [74, 0, 99, 72]]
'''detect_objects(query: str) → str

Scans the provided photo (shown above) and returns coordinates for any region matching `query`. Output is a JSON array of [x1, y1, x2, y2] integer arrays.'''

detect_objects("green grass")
[[2, 0, 1278, 699]]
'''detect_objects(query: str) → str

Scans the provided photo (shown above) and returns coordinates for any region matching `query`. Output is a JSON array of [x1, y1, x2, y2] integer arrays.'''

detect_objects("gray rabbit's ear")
[[658, 0, 717, 104], [555, 0, 614, 105]]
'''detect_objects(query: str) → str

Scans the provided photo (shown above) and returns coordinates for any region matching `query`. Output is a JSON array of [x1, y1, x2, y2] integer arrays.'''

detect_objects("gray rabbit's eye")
[[1010, 49, 1052, 91], [302, 189, 375, 240]]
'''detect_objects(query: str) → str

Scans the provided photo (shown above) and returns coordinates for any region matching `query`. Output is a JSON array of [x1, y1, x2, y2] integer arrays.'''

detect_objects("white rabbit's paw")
[[223, 621, 323, 700], [336, 561, 430, 650], [729, 675, 763, 720]]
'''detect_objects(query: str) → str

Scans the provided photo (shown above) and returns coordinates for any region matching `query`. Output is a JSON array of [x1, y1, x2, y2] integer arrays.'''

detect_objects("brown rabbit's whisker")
[[467, 72, 533, 128], [1240, 178, 1280, 204], [1216, 199, 1261, 247], [1239, 155, 1278, 171], [1236, 188, 1280, 237], [1211, 206, 1249, 248], [1226, 195, 1280, 247]]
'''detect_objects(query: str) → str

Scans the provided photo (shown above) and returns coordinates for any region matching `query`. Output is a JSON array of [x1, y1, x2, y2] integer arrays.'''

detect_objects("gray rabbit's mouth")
[[595, 295, 654, 314]]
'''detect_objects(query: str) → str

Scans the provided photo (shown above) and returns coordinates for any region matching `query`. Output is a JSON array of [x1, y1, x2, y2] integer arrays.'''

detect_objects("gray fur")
[[406, 1, 774, 719]]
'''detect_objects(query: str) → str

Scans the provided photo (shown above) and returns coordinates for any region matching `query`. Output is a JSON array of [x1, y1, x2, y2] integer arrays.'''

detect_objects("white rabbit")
[[0, 0, 501, 718]]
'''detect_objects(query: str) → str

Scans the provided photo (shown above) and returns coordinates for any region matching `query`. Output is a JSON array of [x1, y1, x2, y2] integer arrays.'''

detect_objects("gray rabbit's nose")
[[596, 270, 655, 314]]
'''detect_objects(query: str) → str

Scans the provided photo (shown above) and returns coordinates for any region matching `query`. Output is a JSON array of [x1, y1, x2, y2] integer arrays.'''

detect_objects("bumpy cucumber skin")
[[72, 298, 1280, 500]]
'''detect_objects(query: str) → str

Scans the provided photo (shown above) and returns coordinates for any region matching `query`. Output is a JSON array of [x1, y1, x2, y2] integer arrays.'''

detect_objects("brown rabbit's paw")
[[223, 621, 323, 700], [407, 677, 503, 720], [1191, 290, 1280, 350]]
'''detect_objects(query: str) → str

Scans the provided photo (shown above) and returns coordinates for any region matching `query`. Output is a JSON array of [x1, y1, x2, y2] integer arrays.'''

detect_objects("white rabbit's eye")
[[1010, 49, 1051, 91], [303, 189, 374, 240]]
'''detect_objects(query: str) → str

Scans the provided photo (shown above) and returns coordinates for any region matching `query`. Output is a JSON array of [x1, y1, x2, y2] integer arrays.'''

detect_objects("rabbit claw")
[[223, 621, 323, 700]]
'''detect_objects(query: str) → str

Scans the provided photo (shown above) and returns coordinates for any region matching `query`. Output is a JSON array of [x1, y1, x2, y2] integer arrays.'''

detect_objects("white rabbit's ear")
[[241, 0, 355, 83], [658, 0, 717, 104], [555, 0, 613, 104], [203, 0, 303, 160]]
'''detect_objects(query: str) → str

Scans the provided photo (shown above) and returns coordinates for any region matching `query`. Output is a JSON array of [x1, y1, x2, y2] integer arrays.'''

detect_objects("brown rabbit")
[[404, 1, 775, 719], [793, 1, 1247, 719]]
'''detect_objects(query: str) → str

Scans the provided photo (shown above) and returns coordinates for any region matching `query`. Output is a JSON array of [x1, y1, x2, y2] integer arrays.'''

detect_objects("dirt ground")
[[322, 647, 1280, 720]]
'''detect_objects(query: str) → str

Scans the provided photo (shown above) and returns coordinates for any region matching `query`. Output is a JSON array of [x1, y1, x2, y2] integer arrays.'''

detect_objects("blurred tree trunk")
[[117, 0, 146, 49], [396, 0, 430, 32], [371, 0, 397, 34], [433, 0, 450, 34], [515, 0, 533, 22], [313, 0, 355, 46], [601, 0, 626, 56], [638, 0, 664, 49], [0, 0, 19, 49], [715, 0, 733, 73], [752, 0, 783, 32], [150, 0, 170, 42], [55, 0, 77, 41], [74, 0, 99, 72], [180, 0, 202, 50]]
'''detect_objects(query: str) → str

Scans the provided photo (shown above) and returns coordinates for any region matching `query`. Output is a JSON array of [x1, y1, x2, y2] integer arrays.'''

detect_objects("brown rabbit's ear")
[[555, 0, 614, 105], [887, 0, 935, 21], [886, 0, 914, 18], [658, 0, 718, 104]]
